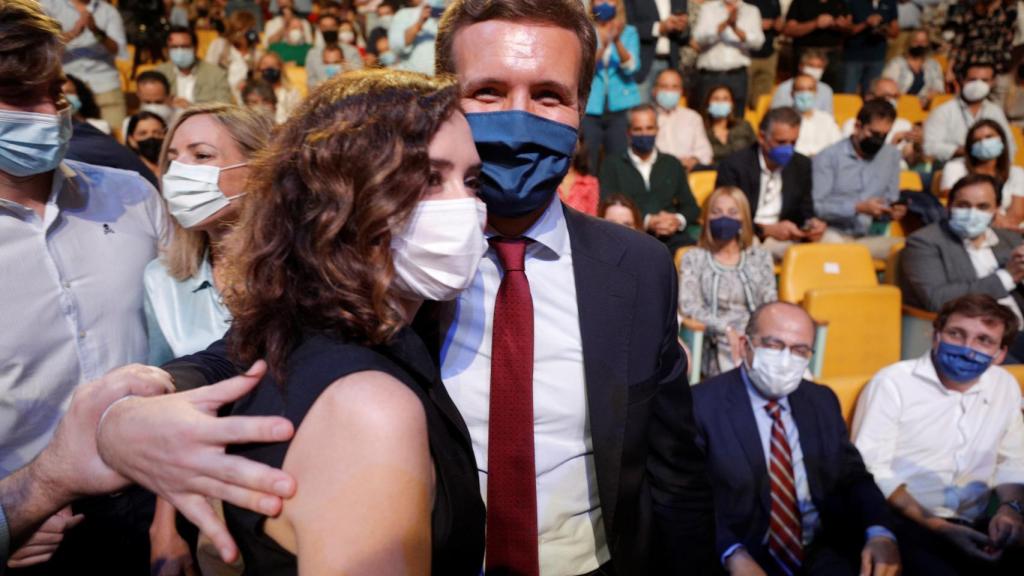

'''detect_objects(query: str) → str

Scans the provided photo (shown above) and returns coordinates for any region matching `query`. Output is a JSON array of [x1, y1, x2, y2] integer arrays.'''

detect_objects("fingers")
[[7, 551, 57, 568], [174, 496, 238, 563], [189, 361, 268, 407], [189, 476, 284, 517], [201, 414, 294, 446], [193, 450, 295, 501], [859, 547, 872, 576], [64, 514, 85, 530]]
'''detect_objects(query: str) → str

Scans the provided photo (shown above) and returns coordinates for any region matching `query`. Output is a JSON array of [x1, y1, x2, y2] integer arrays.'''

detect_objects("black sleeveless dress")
[[223, 328, 485, 575]]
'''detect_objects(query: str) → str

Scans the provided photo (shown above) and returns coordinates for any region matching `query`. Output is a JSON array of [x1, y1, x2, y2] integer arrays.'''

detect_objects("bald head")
[[870, 78, 900, 103], [746, 302, 815, 344]]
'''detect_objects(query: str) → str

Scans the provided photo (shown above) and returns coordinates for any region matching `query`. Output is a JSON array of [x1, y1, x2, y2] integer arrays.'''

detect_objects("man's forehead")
[[946, 313, 1005, 337], [452, 20, 581, 82]]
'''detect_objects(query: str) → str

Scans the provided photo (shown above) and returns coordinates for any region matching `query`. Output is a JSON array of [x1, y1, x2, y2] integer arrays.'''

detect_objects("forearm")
[[0, 458, 72, 550], [996, 484, 1024, 507], [784, 19, 817, 38], [613, 38, 632, 66], [888, 484, 943, 530], [403, 21, 421, 47]]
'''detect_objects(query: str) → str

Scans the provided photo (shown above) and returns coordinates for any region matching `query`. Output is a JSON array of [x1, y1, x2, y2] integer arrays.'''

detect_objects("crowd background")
[[4, 0, 1024, 573]]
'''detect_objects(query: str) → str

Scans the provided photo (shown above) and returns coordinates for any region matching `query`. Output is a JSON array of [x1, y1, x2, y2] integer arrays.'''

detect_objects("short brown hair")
[[934, 294, 1020, 349], [0, 0, 64, 102], [598, 193, 643, 231], [226, 70, 460, 377], [436, 0, 598, 111], [698, 186, 755, 250]]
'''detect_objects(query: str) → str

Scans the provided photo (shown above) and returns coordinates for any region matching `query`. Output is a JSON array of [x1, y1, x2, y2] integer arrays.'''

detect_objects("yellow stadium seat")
[[1011, 125, 1024, 167], [899, 170, 923, 192], [778, 243, 878, 303], [934, 53, 949, 75], [819, 373, 873, 424], [997, 364, 1024, 397], [196, 29, 219, 61], [896, 94, 927, 124], [116, 58, 133, 93], [284, 64, 308, 97], [750, 93, 772, 129], [688, 170, 717, 213], [128, 62, 160, 92], [675, 244, 704, 384], [833, 93, 863, 127], [929, 93, 955, 110], [885, 242, 937, 359], [804, 285, 902, 379]]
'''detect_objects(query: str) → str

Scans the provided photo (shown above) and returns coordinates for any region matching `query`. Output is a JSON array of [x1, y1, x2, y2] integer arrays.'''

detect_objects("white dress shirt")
[[41, 0, 126, 94], [852, 354, 1024, 522], [440, 197, 609, 575], [0, 161, 165, 476], [693, 0, 765, 70], [653, 0, 673, 56], [923, 97, 1017, 162], [755, 148, 784, 225], [960, 228, 1024, 325], [656, 105, 715, 165], [940, 158, 1024, 213], [627, 149, 688, 229], [175, 69, 198, 103], [795, 110, 843, 157]]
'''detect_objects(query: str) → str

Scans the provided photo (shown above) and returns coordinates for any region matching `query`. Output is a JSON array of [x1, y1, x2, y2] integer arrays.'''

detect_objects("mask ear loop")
[[218, 162, 249, 201]]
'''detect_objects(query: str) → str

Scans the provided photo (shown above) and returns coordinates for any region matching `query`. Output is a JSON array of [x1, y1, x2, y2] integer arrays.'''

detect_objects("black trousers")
[[893, 516, 1024, 576]]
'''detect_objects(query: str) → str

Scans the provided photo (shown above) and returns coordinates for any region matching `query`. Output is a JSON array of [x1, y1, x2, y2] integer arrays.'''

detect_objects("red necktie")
[[485, 237, 539, 576], [766, 400, 803, 576]]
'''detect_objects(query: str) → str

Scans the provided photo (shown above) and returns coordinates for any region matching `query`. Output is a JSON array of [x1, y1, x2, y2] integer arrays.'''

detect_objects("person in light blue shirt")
[[144, 104, 273, 366], [389, 0, 441, 75], [770, 48, 834, 114]]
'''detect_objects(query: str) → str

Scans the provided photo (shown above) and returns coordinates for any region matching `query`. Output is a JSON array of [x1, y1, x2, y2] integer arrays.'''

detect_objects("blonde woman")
[[678, 186, 777, 377]]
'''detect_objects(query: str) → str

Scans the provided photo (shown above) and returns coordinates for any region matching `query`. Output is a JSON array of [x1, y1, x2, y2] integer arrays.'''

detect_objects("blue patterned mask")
[[934, 341, 993, 383]]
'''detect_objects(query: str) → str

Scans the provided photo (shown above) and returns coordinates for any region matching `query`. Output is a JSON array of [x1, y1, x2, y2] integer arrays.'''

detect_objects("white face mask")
[[287, 28, 304, 45], [801, 66, 825, 81], [339, 30, 355, 44], [162, 160, 247, 228], [391, 198, 488, 301], [746, 346, 809, 399], [962, 79, 991, 103]]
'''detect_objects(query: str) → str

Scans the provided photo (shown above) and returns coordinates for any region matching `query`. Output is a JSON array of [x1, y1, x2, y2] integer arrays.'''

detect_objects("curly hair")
[[226, 69, 460, 378]]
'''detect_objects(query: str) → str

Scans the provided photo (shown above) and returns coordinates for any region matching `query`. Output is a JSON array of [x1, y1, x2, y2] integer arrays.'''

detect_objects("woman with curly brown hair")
[[220, 68, 488, 575]]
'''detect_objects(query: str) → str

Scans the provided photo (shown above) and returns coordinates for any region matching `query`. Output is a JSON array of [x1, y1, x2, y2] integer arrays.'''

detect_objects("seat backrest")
[[778, 243, 878, 303], [929, 93, 955, 110], [196, 29, 219, 60], [899, 170, 923, 192], [687, 170, 718, 214], [804, 285, 902, 379], [818, 373, 873, 425], [997, 364, 1024, 398], [284, 64, 308, 97], [1012, 125, 1024, 167], [882, 241, 905, 286], [896, 94, 927, 124], [833, 93, 864, 127]]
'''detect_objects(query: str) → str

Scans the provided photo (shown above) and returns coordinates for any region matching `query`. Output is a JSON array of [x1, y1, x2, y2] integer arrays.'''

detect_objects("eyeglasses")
[[750, 335, 815, 359]]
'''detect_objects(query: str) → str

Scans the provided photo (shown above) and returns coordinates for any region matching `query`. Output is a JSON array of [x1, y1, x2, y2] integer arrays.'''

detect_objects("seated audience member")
[[269, 17, 313, 66], [901, 174, 1024, 324], [691, 0, 765, 113], [924, 62, 1016, 163], [882, 29, 945, 107], [125, 111, 167, 179], [940, 120, 1024, 228], [388, 0, 440, 76], [135, 70, 177, 125], [204, 10, 264, 102], [678, 187, 777, 376], [65, 92, 159, 189], [814, 99, 904, 259], [598, 193, 644, 230], [652, 68, 713, 170], [242, 79, 279, 119], [264, 0, 313, 46], [853, 294, 1024, 575], [770, 48, 834, 113], [840, 78, 920, 166], [693, 301, 901, 576], [599, 104, 700, 251], [559, 137, 600, 216], [582, 0, 641, 172], [255, 52, 302, 124], [703, 84, 758, 164], [791, 72, 842, 156], [365, 26, 392, 67], [716, 107, 825, 259], [157, 26, 234, 106], [305, 14, 364, 88], [63, 74, 110, 135]]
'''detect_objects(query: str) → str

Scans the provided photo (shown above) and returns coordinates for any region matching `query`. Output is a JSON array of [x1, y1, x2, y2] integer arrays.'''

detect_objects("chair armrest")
[[682, 317, 707, 332], [902, 305, 937, 321]]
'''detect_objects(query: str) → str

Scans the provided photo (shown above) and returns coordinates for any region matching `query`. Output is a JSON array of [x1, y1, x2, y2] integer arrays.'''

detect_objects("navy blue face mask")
[[630, 134, 656, 156], [934, 340, 994, 383], [465, 111, 579, 218], [709, 216, 743, 241]]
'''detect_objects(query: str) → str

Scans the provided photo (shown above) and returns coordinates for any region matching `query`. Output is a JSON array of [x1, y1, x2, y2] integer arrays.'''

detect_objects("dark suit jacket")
[[599, 151, 701, 226], [164, 203, 715, 575], [715, 144, 815, 235], [901, 221, 1024, 311], [66, 121, 158, 188], [692, 369, 892, 566], [625, 0, 688, 84]]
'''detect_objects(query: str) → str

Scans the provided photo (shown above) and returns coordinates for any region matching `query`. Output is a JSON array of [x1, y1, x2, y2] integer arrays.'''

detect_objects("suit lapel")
[[564, 206, 635, 537], [788, 384, 826, 505], [725, 373, 771, 514]]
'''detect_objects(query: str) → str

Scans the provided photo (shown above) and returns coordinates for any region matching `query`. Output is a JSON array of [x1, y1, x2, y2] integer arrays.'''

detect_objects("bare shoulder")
[[306, 370, 428, 439]]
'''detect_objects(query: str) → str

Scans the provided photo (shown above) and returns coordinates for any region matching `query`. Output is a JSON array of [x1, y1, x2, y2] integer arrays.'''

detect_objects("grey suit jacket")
[[155, 61, 234, 105], [901, 221, 1024, 311]]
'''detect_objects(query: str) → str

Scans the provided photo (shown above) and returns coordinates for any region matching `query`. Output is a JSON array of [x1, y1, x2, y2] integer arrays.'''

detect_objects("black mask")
[[858, 133, 886, 158], [907, 45, 927, 58], [197, 7, 209, 17], [321, 30, 339, 45], [261, 68, 282, 84], [135, 137, 164, 163]]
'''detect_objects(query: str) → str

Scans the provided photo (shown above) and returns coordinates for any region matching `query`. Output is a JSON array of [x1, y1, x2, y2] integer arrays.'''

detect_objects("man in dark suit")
[[693, 301, 901, 576], [162, 1, 714, 575], [599, 104, 700, 252], [716, 106, 825, 260], [624, 0, 689, 102]]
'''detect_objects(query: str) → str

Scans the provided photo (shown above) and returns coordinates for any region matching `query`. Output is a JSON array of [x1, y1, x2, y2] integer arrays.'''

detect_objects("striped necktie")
[[766, 400, 803, 576]]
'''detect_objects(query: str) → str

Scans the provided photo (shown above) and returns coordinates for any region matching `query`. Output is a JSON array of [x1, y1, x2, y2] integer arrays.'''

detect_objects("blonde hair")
[[698, 186, 755, 250], [158, 104, 275, 281]]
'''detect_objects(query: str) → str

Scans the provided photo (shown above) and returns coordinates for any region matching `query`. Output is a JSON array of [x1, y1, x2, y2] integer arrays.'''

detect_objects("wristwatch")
[[1000, 500, 1024, 516]]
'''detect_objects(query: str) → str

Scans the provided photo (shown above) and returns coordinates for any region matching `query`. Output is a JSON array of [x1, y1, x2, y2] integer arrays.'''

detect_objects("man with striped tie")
[[692, 301, 901, 575]]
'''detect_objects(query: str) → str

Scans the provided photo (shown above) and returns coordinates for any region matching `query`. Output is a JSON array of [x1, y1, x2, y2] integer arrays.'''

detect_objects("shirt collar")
[[0, 162, 78, 219], [484, 195, 571, 258], [189, 251, 217, 293], [912, 351, 996, 399], [757, 147, 778, 176], [627, 148, 659, 169], [740, 365, 794, 413], [963, 227, 1000, 250]]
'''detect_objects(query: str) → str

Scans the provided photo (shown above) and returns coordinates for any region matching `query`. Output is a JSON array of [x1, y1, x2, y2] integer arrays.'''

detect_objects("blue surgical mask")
[[655, 90, 681, 110], [766, 143, 795, 168], [971, 137, 1004, 161], [466, 111, 578, 218], [709, 216, 743, 241], [378, 51, 397, 66], [66, 94, 82, 114], [708, 101, 733, 118], [169, 47, 196, 69], [593, 3, 616, 22], [934, 340, 993, 383], [324, 63, 341, 78], [948, 207, 993, 239], [631, 134, 656, 155], [0, 107, 72, 177], [793, 90, 816, 113]]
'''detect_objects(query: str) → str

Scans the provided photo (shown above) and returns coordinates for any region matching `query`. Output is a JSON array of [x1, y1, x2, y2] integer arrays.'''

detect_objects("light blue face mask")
[[793, 90, 816, 113], [169, 47, 196, 69], [0, 107, 72, 177], [948, 207, 994, 239], [66, 94, 82, 114], [708, 101, 733, 118], [378, 51, 397, 66], [971, 136, 1004, 161], [655, 90, 681, 110]]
